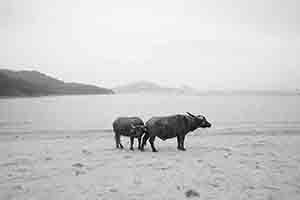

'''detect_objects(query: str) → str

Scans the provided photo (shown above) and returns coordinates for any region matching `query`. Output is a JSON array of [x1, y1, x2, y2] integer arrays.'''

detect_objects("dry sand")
[[1, 131, 300, 200]]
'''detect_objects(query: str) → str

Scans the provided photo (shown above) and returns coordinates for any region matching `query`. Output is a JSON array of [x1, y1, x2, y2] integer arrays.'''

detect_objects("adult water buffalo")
[[141, 112, 211, 152], [112, 117, 146, 150]]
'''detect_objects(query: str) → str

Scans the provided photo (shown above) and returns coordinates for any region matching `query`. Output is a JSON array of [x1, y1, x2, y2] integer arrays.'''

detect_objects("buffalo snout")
[[206, 122, 212, 128], [130, 126, 146, 137], [202, 121, 212, 128]]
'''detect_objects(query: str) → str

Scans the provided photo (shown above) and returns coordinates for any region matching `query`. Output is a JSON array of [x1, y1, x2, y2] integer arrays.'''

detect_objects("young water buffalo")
[[112, 117, 146, 150], [141, 112, 211, 152]]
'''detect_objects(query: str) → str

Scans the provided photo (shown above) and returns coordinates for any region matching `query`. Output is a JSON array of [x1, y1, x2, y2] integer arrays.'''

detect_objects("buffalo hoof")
[[152, 149, 158, 152], [130, 148, 134, 151], [177, 147, 186, 151]]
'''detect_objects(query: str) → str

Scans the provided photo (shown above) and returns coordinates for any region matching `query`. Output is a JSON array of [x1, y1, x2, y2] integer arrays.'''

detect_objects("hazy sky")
[[1, 0, 299, 90]]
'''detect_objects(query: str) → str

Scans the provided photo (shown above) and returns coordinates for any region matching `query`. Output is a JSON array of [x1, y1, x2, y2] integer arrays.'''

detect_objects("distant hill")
[[113, 81, 298, 96], [0, 69, 114, 97], [113, 81, 198, 95]]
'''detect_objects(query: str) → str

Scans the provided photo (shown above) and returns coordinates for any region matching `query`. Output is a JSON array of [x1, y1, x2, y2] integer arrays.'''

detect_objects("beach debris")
[[13, 185, 24, 191], [109, 188, 118, 193], [247, 185, 255, 190], [209, 182, 220, 188], [45, 157, 52, 161], [207, 163, 217, 169], [13, 184, 29, 192], [133, 178, 142, 185], [75, 170, 86, 176], [224, 152, 232, 158], [72, 162, 87, 175], [255, 161, 260, 169], [185, 189, 200, 198], [124, 155, 132, 159], [263, 185, 280, 191], [82, 149, 92, 155], [159, 166, 172, 170], [72, 163, 84, 168]]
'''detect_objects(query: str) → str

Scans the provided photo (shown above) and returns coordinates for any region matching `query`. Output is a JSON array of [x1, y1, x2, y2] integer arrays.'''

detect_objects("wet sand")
[[1, 131, 300, 200]]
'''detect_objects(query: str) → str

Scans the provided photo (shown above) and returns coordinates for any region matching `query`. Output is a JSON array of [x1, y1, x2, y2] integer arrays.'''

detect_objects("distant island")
[[113, 81, 200, 95], [114, 81, 184, 94], [113, 81, 299, 96], [0, 69, 114, 97]]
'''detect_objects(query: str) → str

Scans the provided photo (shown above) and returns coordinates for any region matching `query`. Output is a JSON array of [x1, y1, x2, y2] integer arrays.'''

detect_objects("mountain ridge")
[[0, 69, 114, 97], [113, 81, 198, 95]]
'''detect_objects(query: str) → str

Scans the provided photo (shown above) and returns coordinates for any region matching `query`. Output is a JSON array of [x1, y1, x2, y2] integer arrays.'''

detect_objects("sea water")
[[0, 94, 300, 135]]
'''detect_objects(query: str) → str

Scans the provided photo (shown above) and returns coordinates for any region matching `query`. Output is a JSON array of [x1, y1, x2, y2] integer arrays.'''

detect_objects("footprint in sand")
[[72, 163, 87, 176], [123, 155, 132, 159], [209, 177, 225, 188], [185, 189, 200, 198]]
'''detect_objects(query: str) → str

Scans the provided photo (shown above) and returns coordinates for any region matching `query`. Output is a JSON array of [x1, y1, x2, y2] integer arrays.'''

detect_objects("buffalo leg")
[[141, 132, 150, 151], [177, 135, 181, 149], [177, 135, 186, 151], [138, 136, 142, 150], [181, 136, 186, 151], [119, 136, 124, 149], [149, 136, 157, 152], [130, 137, 134, 151], [115, 133, 120, 148]]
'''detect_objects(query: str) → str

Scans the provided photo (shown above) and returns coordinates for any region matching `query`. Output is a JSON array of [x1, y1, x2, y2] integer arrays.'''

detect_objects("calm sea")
[[0, 94, 300, 135]]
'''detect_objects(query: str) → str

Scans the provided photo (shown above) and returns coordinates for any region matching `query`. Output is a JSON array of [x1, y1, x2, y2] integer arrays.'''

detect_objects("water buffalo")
[[112, 117, 146, 150], [141, 112, 211, 152]]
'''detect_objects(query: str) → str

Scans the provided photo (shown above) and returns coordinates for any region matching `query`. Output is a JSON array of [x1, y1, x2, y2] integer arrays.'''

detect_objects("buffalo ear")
[[197, 115, 204, 120], [130, 124, 136, 129], [142, 126, 148, 132], [186, 112, 197, 118]]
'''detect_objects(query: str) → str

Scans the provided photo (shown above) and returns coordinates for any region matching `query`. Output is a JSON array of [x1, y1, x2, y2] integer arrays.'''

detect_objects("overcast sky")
[[0, 0, 299, 90]]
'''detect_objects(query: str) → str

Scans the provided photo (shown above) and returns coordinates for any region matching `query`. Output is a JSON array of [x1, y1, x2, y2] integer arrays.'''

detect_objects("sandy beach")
[[0, 130, 300, 200]]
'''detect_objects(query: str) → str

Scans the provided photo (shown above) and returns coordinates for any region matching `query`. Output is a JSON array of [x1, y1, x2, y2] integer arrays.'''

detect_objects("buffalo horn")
[[186, 112, 197, 118]]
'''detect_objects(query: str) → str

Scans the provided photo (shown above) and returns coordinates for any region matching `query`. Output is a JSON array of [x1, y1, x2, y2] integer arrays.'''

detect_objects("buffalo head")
[[186, 112, 212, 128], [130, 124, 147, 137]]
